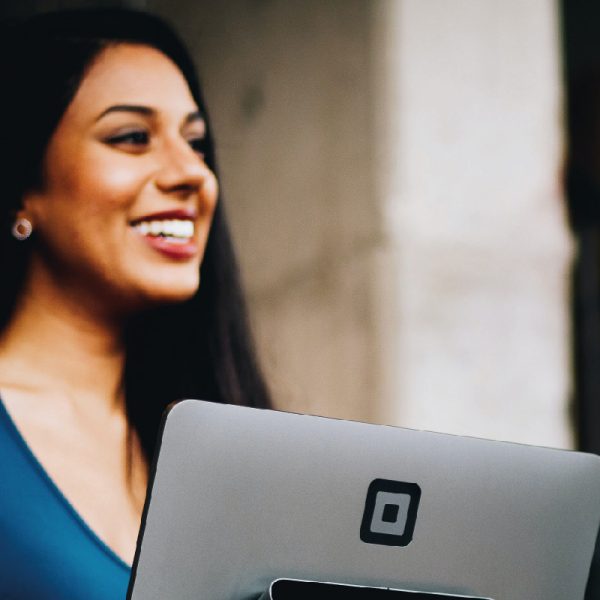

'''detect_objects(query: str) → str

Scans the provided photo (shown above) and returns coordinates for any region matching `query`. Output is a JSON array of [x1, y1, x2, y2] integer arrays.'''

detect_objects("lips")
[[130, 208, 199, 260]]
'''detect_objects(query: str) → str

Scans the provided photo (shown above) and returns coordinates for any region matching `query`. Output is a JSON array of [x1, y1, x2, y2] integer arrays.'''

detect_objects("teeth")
[[150, 221, 162, 236], [133, 219, 194, 239]]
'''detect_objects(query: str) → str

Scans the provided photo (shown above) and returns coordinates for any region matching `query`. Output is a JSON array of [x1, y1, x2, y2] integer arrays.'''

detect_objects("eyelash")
[[105, 130, 207, 157], [187, 137, 208, 157], [105, 130, 149, 147]]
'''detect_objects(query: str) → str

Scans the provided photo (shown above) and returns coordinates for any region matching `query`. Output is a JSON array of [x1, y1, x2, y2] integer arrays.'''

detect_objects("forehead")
[[66, 43, 199, 121]]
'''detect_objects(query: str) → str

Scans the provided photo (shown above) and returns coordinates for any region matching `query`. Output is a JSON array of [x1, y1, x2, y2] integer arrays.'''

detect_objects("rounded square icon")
[[360, 479, 421, 547]]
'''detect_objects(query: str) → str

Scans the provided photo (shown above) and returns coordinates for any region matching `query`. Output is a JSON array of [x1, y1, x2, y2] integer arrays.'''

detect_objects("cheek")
[[29, 162, 148, 277], [64, 155, 147, 219], [35, 162, 147, 243]]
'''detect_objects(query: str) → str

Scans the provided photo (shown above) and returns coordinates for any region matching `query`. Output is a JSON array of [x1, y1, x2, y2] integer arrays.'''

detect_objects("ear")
[[18, 189, 43, 228], [12, 208, 34, 229]]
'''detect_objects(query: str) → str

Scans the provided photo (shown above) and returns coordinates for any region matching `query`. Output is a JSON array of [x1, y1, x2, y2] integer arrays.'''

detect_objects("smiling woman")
[[24, 43, 218, 309], [0, 9, 271, 599]]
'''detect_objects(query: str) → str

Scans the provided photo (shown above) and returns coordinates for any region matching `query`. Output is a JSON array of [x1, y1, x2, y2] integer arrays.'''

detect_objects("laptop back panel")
[[129, 400, 600, 600]]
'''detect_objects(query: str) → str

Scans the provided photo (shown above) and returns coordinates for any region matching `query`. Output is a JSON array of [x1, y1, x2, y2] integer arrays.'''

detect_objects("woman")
[[0, 8, 271, 599]]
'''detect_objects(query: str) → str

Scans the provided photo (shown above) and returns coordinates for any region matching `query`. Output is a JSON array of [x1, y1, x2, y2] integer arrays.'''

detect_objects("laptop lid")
[[128, 400, 600, 600]]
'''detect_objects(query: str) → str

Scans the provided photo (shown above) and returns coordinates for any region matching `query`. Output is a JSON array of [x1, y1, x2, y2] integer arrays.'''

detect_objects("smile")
[[132, 219, 194, 244], [130, 209, 199, 259]]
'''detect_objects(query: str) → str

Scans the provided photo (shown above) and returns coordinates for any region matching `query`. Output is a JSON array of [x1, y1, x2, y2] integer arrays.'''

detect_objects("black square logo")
[[360, 478, 421, 547]]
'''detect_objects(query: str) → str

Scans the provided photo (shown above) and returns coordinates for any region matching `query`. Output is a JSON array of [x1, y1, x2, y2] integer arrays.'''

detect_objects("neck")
[[0, 261, 126, 416]]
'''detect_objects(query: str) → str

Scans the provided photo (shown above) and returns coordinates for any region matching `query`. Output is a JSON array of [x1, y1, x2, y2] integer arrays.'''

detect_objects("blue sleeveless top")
[[0, 397, 132, 599]]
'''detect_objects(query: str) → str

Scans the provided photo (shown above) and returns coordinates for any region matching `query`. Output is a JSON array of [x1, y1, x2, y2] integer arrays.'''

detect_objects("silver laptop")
[[127, 400, 600, 600]]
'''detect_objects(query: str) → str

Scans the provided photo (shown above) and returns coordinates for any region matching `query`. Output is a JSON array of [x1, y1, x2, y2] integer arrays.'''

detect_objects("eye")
[[104, 129, 150, 149], [187, 136, 208, 158]]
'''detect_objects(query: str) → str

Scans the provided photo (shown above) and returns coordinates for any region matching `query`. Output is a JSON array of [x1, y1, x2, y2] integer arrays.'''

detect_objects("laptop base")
[[257, 578, 492, 599]]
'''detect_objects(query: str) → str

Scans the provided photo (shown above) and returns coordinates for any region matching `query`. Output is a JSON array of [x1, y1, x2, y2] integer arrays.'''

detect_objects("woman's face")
[[22, 43, 218, 314]]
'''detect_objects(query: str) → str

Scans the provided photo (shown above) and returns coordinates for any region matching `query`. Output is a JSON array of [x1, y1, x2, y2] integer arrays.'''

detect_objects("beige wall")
[[150, 0, 385, 423]]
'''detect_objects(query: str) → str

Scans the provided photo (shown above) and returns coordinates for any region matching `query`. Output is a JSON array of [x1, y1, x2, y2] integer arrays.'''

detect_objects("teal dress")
[[0, 397, 132, 599]]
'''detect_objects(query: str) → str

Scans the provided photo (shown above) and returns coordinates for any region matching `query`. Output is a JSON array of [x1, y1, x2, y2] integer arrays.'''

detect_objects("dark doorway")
[[562, 1, 600, 454]]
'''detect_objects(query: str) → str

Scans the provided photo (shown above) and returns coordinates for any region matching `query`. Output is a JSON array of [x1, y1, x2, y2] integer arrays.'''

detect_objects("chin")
[[152, 284, 199, 305], [134, 274, 200, 307]]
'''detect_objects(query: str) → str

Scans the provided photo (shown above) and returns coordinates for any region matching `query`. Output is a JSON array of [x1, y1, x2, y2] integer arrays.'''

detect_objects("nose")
[[154, 136, 212, 197]]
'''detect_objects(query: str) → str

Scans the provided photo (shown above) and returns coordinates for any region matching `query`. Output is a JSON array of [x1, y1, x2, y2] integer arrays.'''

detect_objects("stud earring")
[[11, 217, 33, 241]]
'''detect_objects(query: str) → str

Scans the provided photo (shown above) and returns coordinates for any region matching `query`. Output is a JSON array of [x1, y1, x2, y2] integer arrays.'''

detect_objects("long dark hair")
[[0, 9, 271, 461]]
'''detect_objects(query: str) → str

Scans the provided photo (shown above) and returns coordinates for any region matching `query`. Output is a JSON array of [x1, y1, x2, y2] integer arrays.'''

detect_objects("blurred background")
[[3, 0, 599, 451]]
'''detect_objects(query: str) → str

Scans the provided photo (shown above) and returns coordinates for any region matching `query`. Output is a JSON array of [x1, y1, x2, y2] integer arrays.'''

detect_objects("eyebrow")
[[96, 104, 152, 121], [95, 104, 205, 126]]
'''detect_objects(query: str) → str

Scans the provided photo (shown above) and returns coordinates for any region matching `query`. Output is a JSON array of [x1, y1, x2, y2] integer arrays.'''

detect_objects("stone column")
[[372, 0, 573, 446]]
